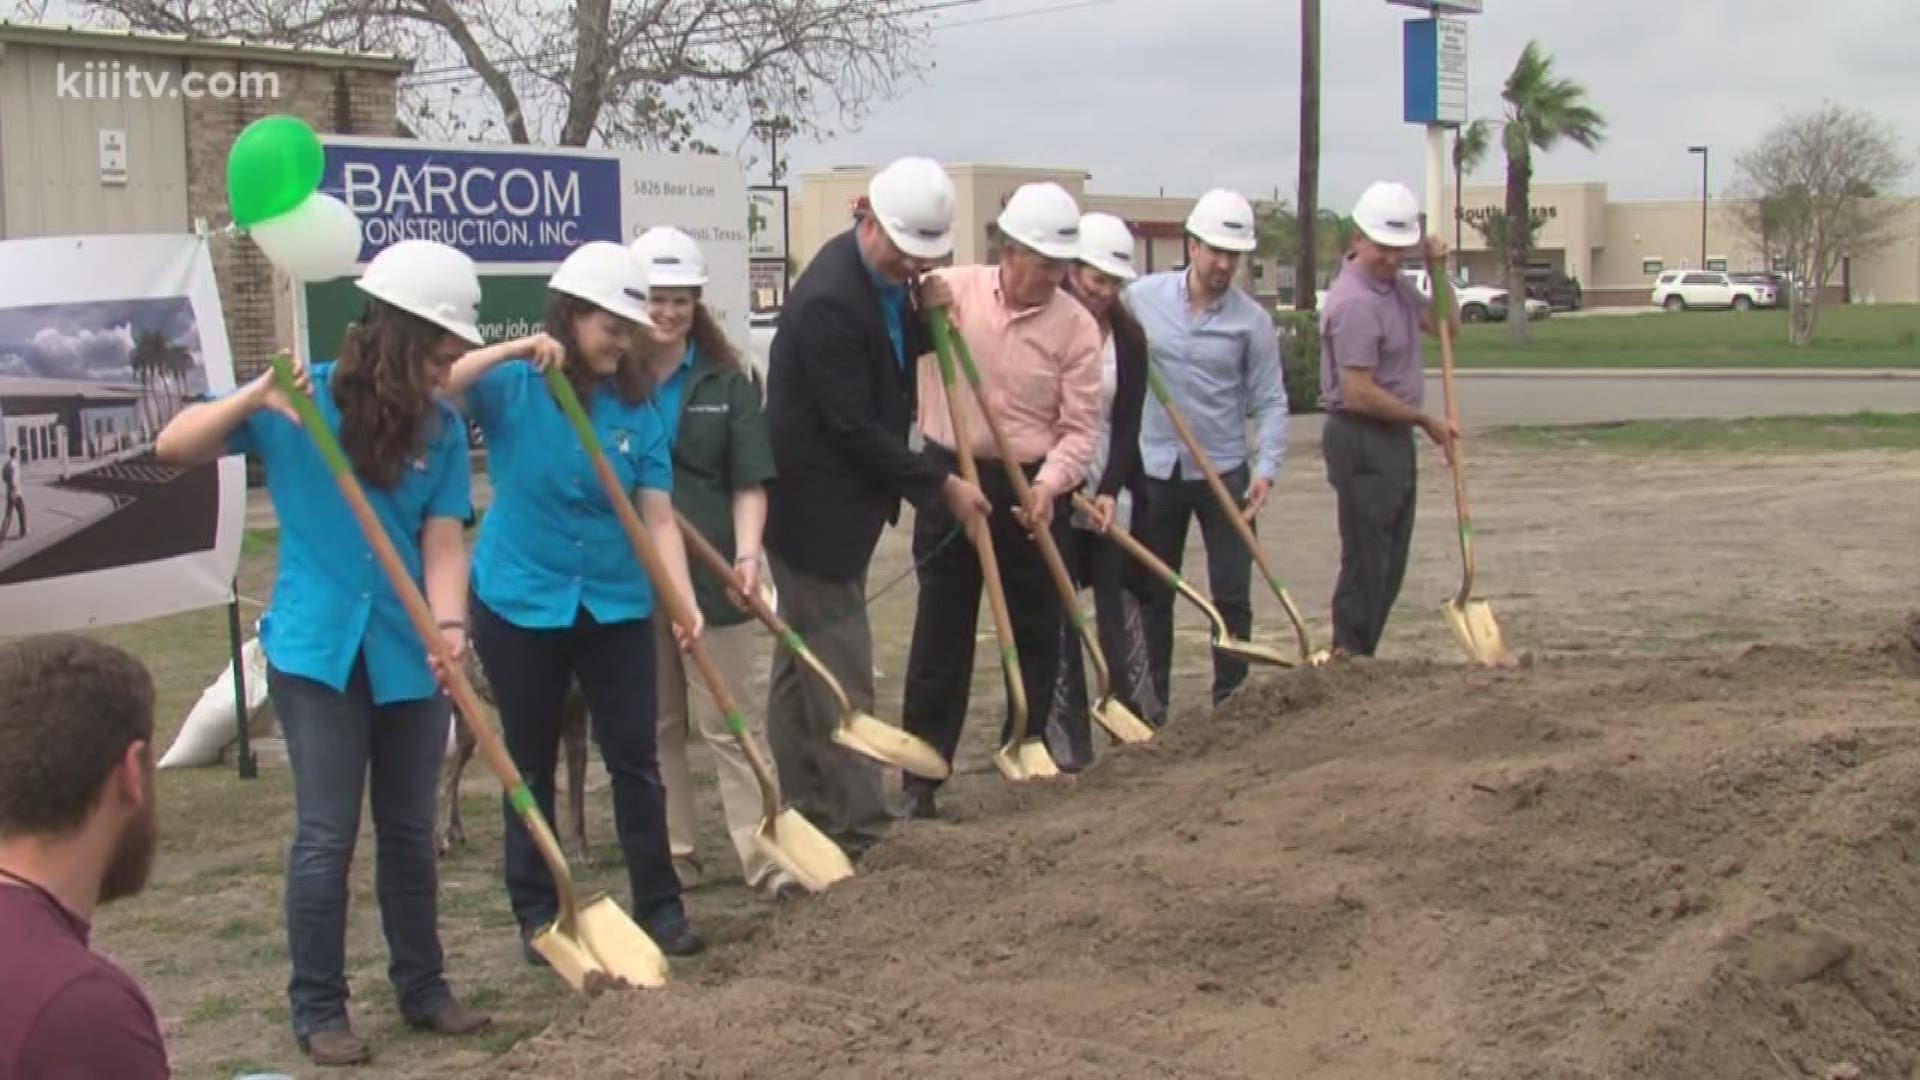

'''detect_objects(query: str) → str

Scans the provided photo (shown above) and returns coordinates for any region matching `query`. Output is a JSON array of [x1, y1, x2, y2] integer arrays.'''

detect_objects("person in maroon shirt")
[[0, 633, 170, 1080]]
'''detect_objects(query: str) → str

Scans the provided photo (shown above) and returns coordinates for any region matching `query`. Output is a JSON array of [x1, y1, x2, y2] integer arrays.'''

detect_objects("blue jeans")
[[269, 660, 453, 1042], [469, 599, 686, 938]]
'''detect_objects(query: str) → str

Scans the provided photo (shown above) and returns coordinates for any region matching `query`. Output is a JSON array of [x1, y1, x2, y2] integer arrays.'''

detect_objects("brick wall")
[[183, 61, 402, 379]]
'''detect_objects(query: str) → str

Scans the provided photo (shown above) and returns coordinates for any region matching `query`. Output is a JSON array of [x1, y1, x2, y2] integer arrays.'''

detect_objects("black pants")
[[902, 445, 1064, 789], [470, 598, 685, 936], [1139, 463, 1254, 706], [1045, 523, 1167, 769], [1323, 412, 1418, 657]]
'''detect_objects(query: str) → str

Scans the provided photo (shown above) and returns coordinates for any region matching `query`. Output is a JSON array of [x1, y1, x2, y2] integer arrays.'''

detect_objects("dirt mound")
[[493, 632, 1920, 1080]]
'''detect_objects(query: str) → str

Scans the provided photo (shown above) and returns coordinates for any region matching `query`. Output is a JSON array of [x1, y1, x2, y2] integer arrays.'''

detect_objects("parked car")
[[1525, 267, 1584, 311], [1400, 269, 1549, 322], [1728, 272, 1788, 307], [1652, 270, 1776, 312], [746, 309, 777, 394]]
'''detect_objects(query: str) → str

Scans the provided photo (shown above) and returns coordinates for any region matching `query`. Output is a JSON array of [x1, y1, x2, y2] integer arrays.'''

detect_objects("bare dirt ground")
[[99, 443, 1920, 1079]]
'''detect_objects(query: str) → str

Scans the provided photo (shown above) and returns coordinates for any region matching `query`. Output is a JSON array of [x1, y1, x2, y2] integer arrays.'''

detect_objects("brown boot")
[[302, 1027, 372, 1067], [406, 997, 492, 1036]]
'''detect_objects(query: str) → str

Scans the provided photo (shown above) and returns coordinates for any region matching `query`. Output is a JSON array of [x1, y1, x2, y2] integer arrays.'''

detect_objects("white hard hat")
[[354, 240, 484, 345], [1076, 212, 1138, 281], [1351, 181, 1422, 248], [867, 157, 957, 260], [1185, 189, 1257, 253], [548, 241, 652, 326], [995, 182, 1082, 261], [630, 226, 708, 288]]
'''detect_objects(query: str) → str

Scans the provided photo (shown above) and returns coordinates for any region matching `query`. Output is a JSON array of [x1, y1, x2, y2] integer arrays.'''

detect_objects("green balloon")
[[227, 115, 325, 227]]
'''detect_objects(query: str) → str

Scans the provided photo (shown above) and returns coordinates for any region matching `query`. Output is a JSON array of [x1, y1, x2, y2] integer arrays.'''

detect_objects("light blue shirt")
[[857, 241, 908, 369], [465, 360, 675, 629], [1125, 269, 1288, 482], [227, 362, 473, 705], [652, 343, 697, 442]]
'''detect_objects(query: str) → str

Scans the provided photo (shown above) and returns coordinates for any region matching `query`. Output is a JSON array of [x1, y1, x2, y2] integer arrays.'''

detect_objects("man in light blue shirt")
[[1126, 189, 1288, 706]]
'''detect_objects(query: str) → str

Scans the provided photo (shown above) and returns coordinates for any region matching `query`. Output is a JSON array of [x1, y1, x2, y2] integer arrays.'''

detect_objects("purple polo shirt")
[[1319, 255, 1428, 412]]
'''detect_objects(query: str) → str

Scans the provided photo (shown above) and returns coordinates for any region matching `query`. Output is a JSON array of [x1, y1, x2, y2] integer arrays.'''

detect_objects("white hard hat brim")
[[1357, 219, 1421, 249], [550, 281, 654, 328], [1078, 251, 1138, 281], [354, 279, 486, 346], [1189, 228, 1257, 254], [645, 270, 709, 289], [879, 216, 953, 261]]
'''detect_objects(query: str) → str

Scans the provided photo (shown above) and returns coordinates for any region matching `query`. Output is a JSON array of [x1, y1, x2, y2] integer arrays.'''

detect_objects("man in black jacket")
[[764, 156, 989, 857]]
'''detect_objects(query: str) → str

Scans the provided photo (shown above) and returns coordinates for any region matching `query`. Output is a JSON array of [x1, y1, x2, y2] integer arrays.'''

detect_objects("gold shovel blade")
[[1016, 738, 1060, 779], [1093, 699, 1155, 744], [833, 712, 951, 781], [993, 743, 1028, 781], [532, 894, 670, 992], [757, 809, 856, 893], [1443, 598, 1515, 668], [1213, 636, 1296, 668]]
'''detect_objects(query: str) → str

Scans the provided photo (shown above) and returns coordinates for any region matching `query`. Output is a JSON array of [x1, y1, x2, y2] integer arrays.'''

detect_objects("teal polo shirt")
[[226, 362, 474, 705], [858, 243, 908, 369], [465, 360, 675, 630]]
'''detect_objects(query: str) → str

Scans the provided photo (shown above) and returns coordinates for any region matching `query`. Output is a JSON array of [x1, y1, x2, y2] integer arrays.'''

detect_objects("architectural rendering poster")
[[0, 234, 244, 633]]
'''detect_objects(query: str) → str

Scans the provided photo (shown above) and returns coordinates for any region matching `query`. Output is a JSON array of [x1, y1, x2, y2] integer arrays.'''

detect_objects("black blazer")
[[764, 228, 950, 582]]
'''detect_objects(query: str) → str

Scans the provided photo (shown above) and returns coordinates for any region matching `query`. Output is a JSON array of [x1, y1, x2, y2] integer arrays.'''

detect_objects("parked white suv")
[[1652, 271, 1776, 312]]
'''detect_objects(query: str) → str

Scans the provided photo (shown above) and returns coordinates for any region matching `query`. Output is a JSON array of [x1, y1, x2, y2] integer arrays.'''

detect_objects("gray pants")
[[1323, 412, 1418, 657], [1139, 464, 1254, 706], [765, 551, 892, 855]]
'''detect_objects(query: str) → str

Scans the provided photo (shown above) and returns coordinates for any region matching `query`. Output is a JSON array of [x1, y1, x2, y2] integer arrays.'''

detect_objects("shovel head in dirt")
[[757, 807, 856, 892], [672, 512, 951, 782], [1443, 595, 1515, 668], [532, 894, 671, 992]]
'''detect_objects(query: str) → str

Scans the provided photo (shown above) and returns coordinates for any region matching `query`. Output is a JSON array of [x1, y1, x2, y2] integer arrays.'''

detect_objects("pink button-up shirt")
[[916, 265, 1103, 496]]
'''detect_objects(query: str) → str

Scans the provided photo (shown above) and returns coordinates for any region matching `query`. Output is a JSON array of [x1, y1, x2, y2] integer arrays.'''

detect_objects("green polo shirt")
[[660, 345, 777, 626]]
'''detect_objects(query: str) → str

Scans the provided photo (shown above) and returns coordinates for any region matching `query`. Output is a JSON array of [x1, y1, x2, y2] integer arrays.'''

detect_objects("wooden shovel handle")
[[927, 312, 1029, 734], [541, 369, 782, 823], [1425, 225, 1478, 604]]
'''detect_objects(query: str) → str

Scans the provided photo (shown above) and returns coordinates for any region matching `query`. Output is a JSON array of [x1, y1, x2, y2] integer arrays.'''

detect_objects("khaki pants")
[[655, 619, 789, 893]]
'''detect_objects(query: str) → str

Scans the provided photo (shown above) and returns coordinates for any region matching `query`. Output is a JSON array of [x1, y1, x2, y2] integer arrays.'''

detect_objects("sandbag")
[[157, 637, 276, 769]]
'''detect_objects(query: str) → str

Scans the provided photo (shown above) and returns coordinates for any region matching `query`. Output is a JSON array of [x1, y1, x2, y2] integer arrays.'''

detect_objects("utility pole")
[[1294, 0, 1321, 312], [1687, 144, 1709, 269]]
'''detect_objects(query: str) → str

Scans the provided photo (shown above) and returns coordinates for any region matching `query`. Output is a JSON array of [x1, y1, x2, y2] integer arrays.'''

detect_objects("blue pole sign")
[[1403, 16, 1468, 126], [320, 139, 624, 266]]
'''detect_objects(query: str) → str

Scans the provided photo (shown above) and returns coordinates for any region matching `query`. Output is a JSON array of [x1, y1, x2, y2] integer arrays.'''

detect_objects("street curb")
[[1452, 368, 1920, 381]]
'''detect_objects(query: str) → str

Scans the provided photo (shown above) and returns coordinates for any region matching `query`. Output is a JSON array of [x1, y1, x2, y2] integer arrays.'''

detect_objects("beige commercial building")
[[1441, 180, 1920, 307], [0, 22, 409, 375]]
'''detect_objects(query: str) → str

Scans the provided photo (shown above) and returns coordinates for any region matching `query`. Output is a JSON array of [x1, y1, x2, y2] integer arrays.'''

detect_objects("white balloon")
[[249, 192, 363, 282]]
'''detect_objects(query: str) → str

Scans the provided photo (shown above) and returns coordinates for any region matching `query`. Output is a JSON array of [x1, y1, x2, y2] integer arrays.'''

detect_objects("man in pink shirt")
[[898, 182, 1102, 817], [0, 634, 170, 1080]]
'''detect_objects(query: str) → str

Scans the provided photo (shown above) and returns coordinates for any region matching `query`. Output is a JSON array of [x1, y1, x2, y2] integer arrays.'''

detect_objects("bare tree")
[[59, 0, 933, 149], [1732, 103, 1911, 346]]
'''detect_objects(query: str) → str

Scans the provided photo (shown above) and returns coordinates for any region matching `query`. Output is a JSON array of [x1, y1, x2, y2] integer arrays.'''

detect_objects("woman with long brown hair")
[[629, 226, 800, 900], [442, 240, 708, 961], [156, 239, 494, 1065], [1045, 212, 1167, 771]]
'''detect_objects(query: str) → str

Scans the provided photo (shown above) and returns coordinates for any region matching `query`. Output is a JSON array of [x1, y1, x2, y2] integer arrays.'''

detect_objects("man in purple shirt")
[[0, 634, 170, 1080], [1318, 181, 1459, 658]]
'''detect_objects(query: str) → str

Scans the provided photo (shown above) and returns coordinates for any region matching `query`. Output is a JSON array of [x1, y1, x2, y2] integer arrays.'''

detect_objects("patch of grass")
[[189, 994, 246, 1023], [472, 1021, 541, 1056], [1454, 304, 1920, 368], [1490, 411, 1920, 453], [213, 917, 268, 942]]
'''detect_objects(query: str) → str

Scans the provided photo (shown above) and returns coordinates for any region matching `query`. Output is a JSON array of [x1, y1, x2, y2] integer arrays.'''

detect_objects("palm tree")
[[128, 329, 169, 438], [1499, 40, 1605, 342], [1452, 119, 1493, 275]]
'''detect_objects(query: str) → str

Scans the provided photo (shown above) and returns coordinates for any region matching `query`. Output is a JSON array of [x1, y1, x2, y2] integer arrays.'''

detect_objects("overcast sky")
[[751, 0, 1920, 212]]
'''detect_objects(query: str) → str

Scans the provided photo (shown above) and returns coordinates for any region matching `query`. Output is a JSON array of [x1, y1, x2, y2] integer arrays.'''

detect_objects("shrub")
[[1273, 311, 1323, 415]]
